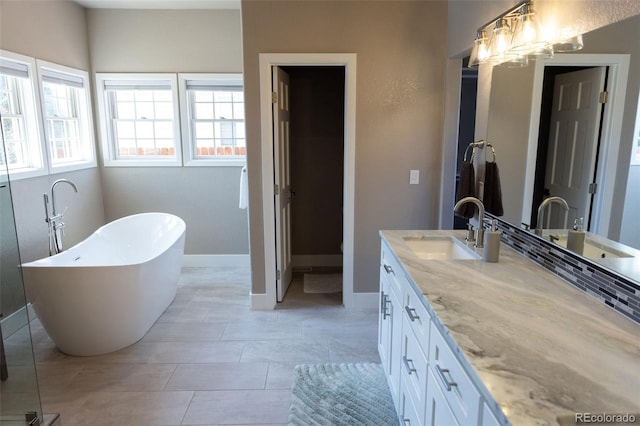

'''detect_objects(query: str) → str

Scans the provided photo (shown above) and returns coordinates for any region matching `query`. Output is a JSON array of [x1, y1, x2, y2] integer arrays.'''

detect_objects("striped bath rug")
[[288, 363, 399, 426]]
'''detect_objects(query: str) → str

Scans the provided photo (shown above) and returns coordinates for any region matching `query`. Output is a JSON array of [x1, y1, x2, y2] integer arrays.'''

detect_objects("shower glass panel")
[[0, 116, 43, 423]]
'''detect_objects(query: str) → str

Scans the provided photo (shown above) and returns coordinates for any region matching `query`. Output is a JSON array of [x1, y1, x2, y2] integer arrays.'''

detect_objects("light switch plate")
[[410, 169, 420, 185]]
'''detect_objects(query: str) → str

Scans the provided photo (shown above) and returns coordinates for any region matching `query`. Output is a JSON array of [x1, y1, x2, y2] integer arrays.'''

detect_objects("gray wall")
[[0, 1, 105, 264], [86, 9, 248, 255], [484, 13, 640, 241], [443, 1, 640, 232], [241, 0, 448, 294], [621, 165, 640, 250]]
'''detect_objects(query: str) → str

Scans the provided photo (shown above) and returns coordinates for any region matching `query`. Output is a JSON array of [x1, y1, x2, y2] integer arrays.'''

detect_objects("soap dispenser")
[[483, 219, 501, 263], [567, 217, 586, 255]]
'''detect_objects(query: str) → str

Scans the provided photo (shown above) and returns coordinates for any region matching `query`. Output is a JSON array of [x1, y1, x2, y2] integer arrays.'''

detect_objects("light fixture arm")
[[474, 0, 529, 35]]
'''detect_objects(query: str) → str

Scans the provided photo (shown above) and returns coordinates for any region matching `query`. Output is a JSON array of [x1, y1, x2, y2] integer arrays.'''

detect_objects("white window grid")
[[96, 73, 181, 167], [0, 51, 46, 178], [37, 59, 96, 173], [178, 73, 245, 167], [0, 75, 31, 168], [107, 89, 176, 158], [42, 81, 83, 164], [189, 88, 245, 158]]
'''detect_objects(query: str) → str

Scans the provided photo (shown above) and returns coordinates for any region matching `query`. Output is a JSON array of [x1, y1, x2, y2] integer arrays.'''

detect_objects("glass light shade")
[[468, 30, 490, 67], [489, 18, 512, 62], [553, 34, 584, 52], [490, 19, 511, 56], [510, 4, 550, 55]]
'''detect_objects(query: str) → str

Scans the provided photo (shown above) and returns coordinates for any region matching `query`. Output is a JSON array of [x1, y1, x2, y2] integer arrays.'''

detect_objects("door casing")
[[257, 53, 357, 309]]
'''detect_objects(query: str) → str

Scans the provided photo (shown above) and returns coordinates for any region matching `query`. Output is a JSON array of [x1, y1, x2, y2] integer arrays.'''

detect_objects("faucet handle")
[[465, 222, 475, 243]]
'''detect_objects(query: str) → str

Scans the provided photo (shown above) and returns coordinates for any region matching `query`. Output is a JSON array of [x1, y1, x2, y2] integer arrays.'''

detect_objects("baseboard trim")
[[350, 292, 379, 311], [292, 254, 343, 267], [182, 254, 250, 268], [250, 292, 275, 310]]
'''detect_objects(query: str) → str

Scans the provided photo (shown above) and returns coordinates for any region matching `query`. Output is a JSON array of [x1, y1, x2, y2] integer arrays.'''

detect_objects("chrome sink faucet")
[[44, 179, 78, 255], [454, 196, 485, 248], [535, 196, 569, 235]]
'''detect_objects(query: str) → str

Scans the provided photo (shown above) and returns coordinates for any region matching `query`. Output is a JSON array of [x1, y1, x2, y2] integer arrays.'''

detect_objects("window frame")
[[178, 73, 246, 167], [36, 59, 96, 174], [96, 73, 182, 167], [0, 50, 47, 179]]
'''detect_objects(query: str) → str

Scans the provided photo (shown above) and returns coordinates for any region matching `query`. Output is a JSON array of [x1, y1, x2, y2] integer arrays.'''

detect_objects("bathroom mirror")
[[484, 12, 640, 282]]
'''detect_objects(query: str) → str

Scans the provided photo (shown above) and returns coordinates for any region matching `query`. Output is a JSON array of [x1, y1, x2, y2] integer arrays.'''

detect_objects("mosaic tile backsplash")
[[492, 217, 640, 324]]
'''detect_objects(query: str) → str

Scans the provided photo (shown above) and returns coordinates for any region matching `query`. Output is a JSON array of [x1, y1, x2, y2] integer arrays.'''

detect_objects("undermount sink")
[[403, 235, 481, 260], [554, 235, 634, 260]]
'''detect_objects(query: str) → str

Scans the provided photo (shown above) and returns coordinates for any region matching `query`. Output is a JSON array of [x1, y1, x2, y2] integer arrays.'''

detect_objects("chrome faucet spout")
[[51, 179, 78, 216], [453, 196, 485, 248], [536, 196, 569, 234], [46, 179, 78, 255]]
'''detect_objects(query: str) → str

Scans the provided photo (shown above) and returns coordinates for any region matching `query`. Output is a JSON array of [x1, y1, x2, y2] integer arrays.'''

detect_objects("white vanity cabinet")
[[379, 238, 508, 426], [379, 241, 405, 411]]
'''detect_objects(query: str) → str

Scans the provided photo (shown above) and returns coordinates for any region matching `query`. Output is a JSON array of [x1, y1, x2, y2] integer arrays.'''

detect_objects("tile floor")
[[30, 267, 380, 425]]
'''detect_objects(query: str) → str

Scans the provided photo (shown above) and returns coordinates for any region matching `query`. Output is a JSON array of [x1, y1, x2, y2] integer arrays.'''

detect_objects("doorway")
[[280, 66, 345, 304], [257, 53, 357, 310]]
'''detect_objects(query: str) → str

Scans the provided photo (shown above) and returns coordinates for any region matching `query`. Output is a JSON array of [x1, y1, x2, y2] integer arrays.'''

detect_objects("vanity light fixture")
[[469, 0, 582, 68]]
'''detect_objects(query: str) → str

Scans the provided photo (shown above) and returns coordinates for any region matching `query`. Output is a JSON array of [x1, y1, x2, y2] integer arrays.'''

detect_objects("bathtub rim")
[[21, 212, 186, 268]]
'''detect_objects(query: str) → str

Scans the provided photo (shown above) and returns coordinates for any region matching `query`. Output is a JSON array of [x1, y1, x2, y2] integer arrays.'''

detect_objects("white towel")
[[239, 165, 248, 209]]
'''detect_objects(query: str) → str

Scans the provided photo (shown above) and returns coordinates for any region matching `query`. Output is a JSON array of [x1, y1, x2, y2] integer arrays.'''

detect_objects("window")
[[96, 74, 181, 167], [179, 74, 245, 166], [0, 51, 45, 177], [37, 60, 96, 172]]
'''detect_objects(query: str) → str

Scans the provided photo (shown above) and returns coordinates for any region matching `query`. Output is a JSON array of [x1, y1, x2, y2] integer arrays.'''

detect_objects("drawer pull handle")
[[402, 418, 411, 425], [404, 306, 420, 321], [402, 356, 417, 375], [384, 264, 394, 274], [381, 293, 391, 319], [435, 365, 458, 391]]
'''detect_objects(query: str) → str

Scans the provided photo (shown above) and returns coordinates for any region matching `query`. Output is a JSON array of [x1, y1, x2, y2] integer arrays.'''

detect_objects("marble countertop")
[[380, 230, 640, 426]]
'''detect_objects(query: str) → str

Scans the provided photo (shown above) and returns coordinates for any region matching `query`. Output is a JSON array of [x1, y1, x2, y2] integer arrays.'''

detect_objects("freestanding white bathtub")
[[22, 212, 186, 356]]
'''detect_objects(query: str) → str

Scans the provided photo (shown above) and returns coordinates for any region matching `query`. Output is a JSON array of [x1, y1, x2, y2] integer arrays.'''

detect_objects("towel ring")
[[486, 143, 496, 162]]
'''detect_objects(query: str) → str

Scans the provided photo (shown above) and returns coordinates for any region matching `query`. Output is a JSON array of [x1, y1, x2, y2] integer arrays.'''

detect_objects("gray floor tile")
[[30, 266, 379, 425], [165, 362, 269, 390], [182, 390, 291, 425]]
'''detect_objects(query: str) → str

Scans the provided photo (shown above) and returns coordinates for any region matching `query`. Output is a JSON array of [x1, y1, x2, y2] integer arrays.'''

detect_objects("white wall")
[[241, 0, 448, 295], [0, 1, 105, 263], [444, 2, 640, 239], [87, 9, 248, 255]]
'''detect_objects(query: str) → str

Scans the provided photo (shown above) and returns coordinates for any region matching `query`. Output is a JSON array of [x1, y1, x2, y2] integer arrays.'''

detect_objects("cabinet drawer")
[[400, 374, 424, 426], [426, 367, 460, 426], [381, 242, 405, 298], [429, 322, 480, 425], [401, 318, 429, 416], [403, 286, 431, 344]]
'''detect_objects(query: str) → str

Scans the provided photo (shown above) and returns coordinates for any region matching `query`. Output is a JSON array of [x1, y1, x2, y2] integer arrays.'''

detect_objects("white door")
[[273, 67, 293, 302], [542, 67, 606, 229]]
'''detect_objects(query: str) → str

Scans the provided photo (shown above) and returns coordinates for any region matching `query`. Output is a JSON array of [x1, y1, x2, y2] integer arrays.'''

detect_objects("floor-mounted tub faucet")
[[454, 196, 486, 248], [535, 196, 569, 236], [44, 179, 78, 255]]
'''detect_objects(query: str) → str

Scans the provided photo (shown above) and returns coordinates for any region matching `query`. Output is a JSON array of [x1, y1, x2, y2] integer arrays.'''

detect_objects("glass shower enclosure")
[[0, 115, 43, 423]]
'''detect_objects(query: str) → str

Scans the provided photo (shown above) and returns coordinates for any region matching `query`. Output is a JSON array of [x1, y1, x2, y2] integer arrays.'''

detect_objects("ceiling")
[[72, 0, 240, 9]]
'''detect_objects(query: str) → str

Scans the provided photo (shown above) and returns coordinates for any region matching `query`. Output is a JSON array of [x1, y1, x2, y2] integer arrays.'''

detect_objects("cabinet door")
[[378, 266, 392, 372], [426, 367, 460, 426], [379, 263, 402, 410]]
